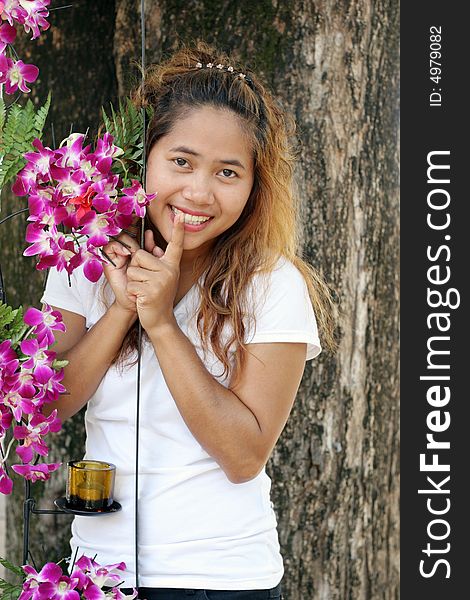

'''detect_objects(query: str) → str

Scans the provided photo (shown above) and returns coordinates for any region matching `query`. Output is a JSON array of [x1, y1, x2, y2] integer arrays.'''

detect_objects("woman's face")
[[145, 106, 255, 264]]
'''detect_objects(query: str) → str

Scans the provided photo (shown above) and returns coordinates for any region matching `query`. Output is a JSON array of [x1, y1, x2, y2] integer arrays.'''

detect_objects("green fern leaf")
[[0, 556, 24, 578]]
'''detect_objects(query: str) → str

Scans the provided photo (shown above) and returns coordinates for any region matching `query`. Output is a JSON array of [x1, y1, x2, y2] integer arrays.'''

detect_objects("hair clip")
[[194, 61, 252, 86]]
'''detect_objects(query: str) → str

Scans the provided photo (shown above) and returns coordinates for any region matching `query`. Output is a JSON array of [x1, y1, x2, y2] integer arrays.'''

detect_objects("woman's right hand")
[[102, 232, 140, 314]]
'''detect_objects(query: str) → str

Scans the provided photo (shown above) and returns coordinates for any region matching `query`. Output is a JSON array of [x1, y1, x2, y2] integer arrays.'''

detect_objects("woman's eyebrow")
[[169, 145, 246, 171]]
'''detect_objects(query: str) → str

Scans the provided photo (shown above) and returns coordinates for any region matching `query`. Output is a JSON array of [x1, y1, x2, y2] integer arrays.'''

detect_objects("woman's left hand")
[[126, 214, 185, 332]]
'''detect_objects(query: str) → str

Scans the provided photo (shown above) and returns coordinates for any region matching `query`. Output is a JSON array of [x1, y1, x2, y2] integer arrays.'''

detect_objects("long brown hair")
[[112, 41, 338, 383]]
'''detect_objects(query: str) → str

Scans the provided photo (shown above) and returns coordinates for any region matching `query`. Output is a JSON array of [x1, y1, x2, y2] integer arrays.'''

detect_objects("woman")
[[42, 42, 336, 600]]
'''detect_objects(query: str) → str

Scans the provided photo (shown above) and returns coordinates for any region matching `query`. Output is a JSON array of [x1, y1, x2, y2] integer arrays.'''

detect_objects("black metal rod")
[[22, 479, 33, 565]]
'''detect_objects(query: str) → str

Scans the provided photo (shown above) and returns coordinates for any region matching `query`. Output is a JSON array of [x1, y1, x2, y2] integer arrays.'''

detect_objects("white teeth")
[[171, 206, 211, 224]]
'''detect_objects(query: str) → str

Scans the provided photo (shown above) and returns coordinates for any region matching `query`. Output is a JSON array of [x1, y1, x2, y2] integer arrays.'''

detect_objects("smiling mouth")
[[170, 205, 213, 224]]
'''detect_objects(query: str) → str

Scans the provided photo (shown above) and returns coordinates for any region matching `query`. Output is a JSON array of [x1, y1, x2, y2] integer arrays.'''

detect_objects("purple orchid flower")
[[0, 55, 39, 94], [19, 562, 63, 600], [36, 576, 80, 600], [14, 410, 61, 463], [19, 0, 50, 40], [0, 465, 13, 495], [80, 210, 120, 247], [11, 461, 61, 482], [0, 0, 27, 26], [2, 389, 35, 422], [20, 335, 56, 374], [34, 366, 66, 404], [54, 133, 87, 169], [10, 368, 36, 399], [24, 138, 55, 178], [0, 339, 19, 382], [118, 180, 154, 219], [72, 555, 126, 588], [12, 162, 41, 197], [89, 133, 123, 174], [24, 222, 61, 263], [0, 21, 16, 52], [24, 304, 66, 346], [78, 246, 106, 283], [0, 405, 13, 436]]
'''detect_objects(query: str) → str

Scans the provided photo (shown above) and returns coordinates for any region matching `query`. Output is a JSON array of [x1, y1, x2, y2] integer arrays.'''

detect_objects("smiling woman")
[[39, 41, 337, 599], [145, 106, 255, 262]]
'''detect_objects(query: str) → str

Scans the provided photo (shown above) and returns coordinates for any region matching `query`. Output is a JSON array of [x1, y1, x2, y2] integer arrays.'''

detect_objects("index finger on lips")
[[163, 213, 185, 265]]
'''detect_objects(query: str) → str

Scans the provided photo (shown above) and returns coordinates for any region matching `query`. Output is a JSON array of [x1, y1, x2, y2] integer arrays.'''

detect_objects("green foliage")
[[0, 556, 23, 599], [101, 98, 153, 187], [0, 93, 51, 189], [0, 303, 27, 348]]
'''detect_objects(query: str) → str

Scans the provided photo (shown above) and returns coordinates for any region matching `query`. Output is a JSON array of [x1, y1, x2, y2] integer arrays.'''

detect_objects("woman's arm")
[[44, 303, 137, 421], [148, 321, 307, 484], [43, 234, 140, 420], [128, 216, 308, 483]]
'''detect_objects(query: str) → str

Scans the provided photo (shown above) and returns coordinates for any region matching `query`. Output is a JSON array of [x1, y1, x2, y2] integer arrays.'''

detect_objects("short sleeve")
[[245, 257, 322, 361], [40, 266, 99, 322]]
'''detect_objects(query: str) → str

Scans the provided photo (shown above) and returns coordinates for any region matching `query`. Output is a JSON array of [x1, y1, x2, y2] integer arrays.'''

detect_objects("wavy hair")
[[113, 41, 338, 383]]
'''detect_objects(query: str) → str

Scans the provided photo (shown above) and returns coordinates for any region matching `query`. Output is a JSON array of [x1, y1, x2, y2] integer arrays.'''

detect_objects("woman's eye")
[[220, 168, 236, 178], [174, 158, 188, 167]]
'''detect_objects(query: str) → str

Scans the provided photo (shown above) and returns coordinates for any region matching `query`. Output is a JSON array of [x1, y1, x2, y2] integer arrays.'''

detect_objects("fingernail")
[[124, 248, 131, 255]]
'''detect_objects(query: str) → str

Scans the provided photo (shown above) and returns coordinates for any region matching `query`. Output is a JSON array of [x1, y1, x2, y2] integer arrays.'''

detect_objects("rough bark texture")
[[3, 2, 399, 598]]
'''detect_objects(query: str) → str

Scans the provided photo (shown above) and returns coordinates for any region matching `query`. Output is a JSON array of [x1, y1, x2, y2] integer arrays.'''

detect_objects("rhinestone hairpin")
[[195, 61, 252, 85]]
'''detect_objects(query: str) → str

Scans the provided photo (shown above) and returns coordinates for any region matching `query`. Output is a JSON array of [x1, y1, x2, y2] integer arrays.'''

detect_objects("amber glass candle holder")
[[66, 460, 116, 511]]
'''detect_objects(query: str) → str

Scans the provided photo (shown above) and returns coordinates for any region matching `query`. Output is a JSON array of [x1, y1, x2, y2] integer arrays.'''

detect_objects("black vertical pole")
[[22, 481, 33, 565]]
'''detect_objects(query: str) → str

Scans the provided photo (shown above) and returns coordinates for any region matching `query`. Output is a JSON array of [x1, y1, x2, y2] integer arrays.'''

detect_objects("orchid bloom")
[[0, 56, 39, 93], [0, 0, 27, 26], [0, 21, 16, 52], [19, 562, 64, 600], [119, 180, 154, 218], [24, 304, 66, 346], [14, 410, 61, 463], [11, 461, 61, 482], [19, 0, 50, 40], [0, 465, 13, 495]]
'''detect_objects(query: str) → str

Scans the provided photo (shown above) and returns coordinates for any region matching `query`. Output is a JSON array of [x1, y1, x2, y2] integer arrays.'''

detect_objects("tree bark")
[[3, 2, 399, 598]]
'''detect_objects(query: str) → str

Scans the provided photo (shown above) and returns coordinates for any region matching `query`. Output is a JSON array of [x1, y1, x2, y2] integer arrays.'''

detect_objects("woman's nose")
[[182, 174, 215, 205]]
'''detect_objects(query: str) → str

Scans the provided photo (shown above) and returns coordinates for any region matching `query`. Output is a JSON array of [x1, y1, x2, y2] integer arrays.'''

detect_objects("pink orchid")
[[0, 56, 39, 94], [0, 405, 13, 436], [14, 410, 61, 463], [11, 461, 61, 482], [0, 0, 27, 26], [20, 336, 56, 380], [80, 209, 120, 247], [74, 556, 126, 589], [2, 389, 35, 422], [19, 0, 50, 40], [0, 465, 13, 495], [19, 562, 63, 600], [119, 180, 154, 218], [0, 21, 16, 52], [40, 578, 80, 600], [79, 246, 105, 283], [0, 340, 19, 391], [54, 133, 88, 169], [24, 222, 60, 259], [35, 366, 66, 404], [24, 304, 66, 346]]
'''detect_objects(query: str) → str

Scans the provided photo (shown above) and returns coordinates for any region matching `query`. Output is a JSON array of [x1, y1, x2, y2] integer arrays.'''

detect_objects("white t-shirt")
[[41, 256, 321, 589]]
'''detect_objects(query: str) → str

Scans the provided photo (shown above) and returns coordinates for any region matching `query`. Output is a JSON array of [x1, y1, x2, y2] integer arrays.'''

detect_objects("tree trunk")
[[3, 2, 399, 598]]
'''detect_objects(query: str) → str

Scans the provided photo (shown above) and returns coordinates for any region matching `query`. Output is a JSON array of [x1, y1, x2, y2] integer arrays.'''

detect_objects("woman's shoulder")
[[251, 255, 306, 292]]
